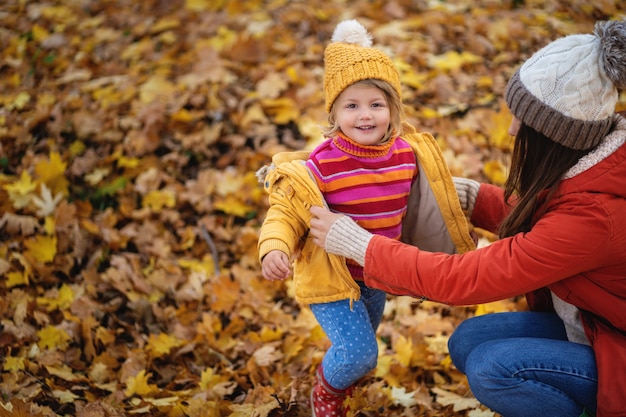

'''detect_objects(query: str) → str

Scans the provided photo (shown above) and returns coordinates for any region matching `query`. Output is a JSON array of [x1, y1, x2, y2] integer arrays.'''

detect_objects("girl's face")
[[335, 83, 391, 146]]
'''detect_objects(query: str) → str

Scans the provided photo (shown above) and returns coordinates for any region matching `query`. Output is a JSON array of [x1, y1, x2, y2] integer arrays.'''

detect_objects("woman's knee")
[[448, 317, 483, 373]]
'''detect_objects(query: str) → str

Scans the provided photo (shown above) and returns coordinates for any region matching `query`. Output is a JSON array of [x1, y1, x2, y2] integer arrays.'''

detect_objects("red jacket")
[[363, 116, 626, 417]]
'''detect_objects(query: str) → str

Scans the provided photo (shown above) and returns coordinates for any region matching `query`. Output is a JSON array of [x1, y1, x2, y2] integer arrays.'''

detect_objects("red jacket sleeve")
[[362, 193, 612, 306], [470, 183, 510, 234]]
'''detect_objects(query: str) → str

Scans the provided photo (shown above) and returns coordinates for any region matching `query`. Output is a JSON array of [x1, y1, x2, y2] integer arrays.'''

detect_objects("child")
[[257, 20, 474, 417]]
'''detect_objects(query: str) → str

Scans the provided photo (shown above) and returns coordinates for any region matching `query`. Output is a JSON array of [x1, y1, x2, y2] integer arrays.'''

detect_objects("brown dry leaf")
[[432, 387, 481, 412]]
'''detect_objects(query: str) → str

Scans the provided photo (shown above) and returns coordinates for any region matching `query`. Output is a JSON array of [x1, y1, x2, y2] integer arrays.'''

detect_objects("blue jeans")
[[448, 312, 598, 417], [310, 281, 386, 390]]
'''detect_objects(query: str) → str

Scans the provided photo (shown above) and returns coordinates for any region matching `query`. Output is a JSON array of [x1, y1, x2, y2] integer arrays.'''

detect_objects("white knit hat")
[[505, 20, 626, 150]]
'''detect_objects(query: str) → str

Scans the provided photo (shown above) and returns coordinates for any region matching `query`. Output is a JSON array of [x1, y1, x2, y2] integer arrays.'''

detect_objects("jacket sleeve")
[[258, 176, 309, 262], [363, 194, 612, 306], [469, 183, 511, 234]]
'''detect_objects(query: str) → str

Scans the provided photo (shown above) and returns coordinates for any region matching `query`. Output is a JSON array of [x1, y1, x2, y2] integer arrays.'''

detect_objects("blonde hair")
[[322, 79, 405, 143]]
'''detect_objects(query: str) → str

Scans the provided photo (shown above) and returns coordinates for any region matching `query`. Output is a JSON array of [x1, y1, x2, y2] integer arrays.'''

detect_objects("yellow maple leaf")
[[116, 154, 140, 168], [213, 195, 254, 217], [6, 271, 28, 288], [261, 97, 299, 125], [36, 283, 75, 311], [239, 102, 268, 129], [488, 104, 515, 151], [124, 369, 158, 397], [396, 59, 427, 89], [374, 354, 393, 378], [258, 326, 283, 343], [3, 171, 37, 209], [31, 23, 50, 42], [35, 151, 69, 197], [483, 160, 508, 186], [146, 333, 184, 358], [428, 50, 482, 72], [200, 367, 228, 390], [92, 85, 125, 109], [37, 325, 71, 350], [178, 256, 215, 275], [394, 335, 413, 367], [282, 334, 304, 361], [3, 356, 25, 372], [24, 234, 57, 263], [142, 190, 176, 212]]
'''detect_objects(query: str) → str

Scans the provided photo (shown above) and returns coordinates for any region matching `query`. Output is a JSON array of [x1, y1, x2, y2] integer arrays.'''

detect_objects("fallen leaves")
[[0, 0, 622, 416]]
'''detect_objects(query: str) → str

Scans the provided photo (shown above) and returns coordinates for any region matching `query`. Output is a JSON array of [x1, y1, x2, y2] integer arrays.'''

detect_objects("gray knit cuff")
[[325, 216, 373, 267], [453, 177, 480, 215]]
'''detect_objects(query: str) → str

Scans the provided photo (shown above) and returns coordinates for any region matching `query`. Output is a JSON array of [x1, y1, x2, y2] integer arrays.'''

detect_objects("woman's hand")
[[309, 206, 345, 248]]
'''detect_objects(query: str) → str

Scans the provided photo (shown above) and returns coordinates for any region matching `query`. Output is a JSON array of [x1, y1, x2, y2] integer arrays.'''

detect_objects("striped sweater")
[[306, 133, 418, 278]]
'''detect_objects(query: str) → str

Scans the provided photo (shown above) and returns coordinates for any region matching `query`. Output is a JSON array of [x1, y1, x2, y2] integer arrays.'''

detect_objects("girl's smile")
[[335, 83, 391, 146]]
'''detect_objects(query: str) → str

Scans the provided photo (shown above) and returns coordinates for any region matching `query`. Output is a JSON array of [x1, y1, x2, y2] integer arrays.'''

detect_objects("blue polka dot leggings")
[[310, 281, 387, 390]]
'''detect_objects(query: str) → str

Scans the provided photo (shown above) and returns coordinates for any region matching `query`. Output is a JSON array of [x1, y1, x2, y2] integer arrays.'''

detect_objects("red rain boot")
[[310, 365, 352, 417]]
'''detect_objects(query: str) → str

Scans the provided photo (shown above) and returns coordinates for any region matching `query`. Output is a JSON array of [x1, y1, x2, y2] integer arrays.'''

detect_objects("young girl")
[[257, 20, 474, 416], [309, 19, 626, 417]]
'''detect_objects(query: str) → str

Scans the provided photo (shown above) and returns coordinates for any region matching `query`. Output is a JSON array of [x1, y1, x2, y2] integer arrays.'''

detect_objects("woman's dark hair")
[[499, 123, 588, 238]]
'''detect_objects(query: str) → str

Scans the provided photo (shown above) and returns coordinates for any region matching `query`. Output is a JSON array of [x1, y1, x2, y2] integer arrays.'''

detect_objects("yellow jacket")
[[257, 122, 475, 305]]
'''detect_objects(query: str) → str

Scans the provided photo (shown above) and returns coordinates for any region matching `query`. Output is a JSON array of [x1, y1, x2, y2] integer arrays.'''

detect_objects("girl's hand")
[[309, 206, 345, 248], [261, 250, 291, 281]]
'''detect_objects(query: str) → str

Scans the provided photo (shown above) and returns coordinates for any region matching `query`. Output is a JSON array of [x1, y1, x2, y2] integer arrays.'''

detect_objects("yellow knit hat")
[[324, 20, 402, 113]]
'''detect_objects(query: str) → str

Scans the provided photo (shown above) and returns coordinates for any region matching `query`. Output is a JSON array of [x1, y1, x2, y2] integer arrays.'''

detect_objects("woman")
[[308, 20, 626, 417]]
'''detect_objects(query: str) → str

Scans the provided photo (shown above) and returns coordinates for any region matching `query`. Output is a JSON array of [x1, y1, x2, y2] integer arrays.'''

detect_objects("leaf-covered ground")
[[0, 1, 623, 416]]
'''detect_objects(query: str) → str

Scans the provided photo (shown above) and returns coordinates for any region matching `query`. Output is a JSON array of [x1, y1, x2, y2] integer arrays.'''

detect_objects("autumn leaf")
[[24, 234, 57, 263], [394, 335, 413, 367], [52, 389, 80, 404], [146, 333, 184, 358], [432, 387, 482, 412], [3, 356, 25, 372], [390, 386, 418, 408], [0, 399, 41, 417], [483, 160, 508, 185], [37, 325, 71, 350], [124, 370, 158, 397], [228, 402, 278, 417], [139, 76, 177, 104], [34, 151, 69, 197], [142, 189, 176, 212], [200, 367, 229, 391], [428, 50, 482, 72], [3, 170, 37, 209], [32, 183, 64, 217]]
